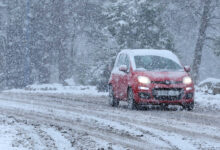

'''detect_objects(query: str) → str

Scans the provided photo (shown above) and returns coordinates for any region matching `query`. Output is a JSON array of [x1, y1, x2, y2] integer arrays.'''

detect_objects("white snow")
[[195, 89, 220, 110], [198, 78, 220, 94], [199, 78, 220, 86], [64, 78, 76, 86], [4, 84, 107, 96], [117, 20, 128, 26], [142, 127, 197, 150], [122, 49, 181, 64], [0, 85, 220, 149], [3, 84, 220, 110], [0, 2, 7, 7], [44, 128, 73, 150], [0, 125, 19, 150]]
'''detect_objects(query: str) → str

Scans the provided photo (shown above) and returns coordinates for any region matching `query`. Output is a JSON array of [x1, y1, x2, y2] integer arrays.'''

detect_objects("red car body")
[[108, 49, 194, 110]]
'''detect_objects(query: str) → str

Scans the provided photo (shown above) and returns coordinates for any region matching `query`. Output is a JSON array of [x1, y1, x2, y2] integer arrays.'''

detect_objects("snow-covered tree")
[[104, 0, 174, 50], [214, 37, 220, 56], [96, 0, 175, 91]]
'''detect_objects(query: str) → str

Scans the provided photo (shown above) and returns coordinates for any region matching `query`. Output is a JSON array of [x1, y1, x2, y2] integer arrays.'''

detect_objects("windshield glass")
[[134, 55, 183, 71]]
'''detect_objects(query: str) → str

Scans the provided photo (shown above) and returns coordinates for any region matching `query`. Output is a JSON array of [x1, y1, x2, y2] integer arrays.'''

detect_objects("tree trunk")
[[49, 0, 66, 84], [192, 0, 211, 84]]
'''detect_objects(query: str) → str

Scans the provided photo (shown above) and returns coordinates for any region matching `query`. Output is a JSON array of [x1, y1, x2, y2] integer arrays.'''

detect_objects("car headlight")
[[138, 76, 151, 84], [183, 76, 192, 85]]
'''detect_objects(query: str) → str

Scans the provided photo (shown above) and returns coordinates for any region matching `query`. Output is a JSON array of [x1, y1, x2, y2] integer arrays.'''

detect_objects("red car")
[[108, 49, 194, 110]]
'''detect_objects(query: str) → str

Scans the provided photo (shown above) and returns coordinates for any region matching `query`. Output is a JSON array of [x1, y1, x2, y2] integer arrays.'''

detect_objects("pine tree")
[[105, 0, 174, 50], [214, 37, 220, 56]]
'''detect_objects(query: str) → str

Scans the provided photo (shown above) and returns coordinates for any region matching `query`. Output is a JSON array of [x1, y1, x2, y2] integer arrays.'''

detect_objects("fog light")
[[138, 87, 149, 90], [139, 92, 151, 99], [186, 87, 192, 91], [185, 93, 193, 99]]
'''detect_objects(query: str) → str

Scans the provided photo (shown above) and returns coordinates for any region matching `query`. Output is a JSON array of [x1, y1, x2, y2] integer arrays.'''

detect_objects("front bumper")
[[133, 83, 194, 105], [137, 98, 194, 105]]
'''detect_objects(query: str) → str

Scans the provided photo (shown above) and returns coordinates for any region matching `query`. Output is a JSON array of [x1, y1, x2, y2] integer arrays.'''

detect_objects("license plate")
[[156, 90, 179, 96]]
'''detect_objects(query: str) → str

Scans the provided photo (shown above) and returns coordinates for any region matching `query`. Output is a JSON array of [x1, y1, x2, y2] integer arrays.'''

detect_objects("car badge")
[[165, 80, 171, 85]]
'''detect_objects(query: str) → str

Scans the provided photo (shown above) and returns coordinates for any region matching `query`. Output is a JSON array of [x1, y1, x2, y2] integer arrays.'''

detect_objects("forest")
[[0, 0, 219, 90]]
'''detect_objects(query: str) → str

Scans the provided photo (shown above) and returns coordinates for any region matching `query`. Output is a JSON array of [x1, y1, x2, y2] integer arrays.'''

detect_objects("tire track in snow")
[[5, 92, 220, 127], [0, 96, 193, 149], [0, 95, 219, 142], [0, 107, 163, 150], [0, 93, 220, 149]]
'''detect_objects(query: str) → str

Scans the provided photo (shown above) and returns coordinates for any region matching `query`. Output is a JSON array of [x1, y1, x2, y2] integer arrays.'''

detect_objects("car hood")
[[134, 71, 188, 81]]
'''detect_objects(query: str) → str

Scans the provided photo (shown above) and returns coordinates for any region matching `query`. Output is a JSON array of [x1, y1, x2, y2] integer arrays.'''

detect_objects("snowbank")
[[199, 78, 220, 85], [196, 78, 220, 110], [3, 83, 220, 110], [3, 84, 107, 96], [198, 78, 220, 95], [195, 89, 220, 111], [199, 78, 220, 86]]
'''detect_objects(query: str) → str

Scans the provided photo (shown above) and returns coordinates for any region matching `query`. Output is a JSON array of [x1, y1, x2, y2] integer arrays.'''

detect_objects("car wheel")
[[183, 102, 194, 111], [160, 104, 168, 110], [108, 85, 119, 107], [127, 88, 137, 110]]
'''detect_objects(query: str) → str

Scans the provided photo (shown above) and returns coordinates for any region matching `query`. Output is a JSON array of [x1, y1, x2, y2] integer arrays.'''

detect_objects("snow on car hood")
[[135, 71, 188, 81]]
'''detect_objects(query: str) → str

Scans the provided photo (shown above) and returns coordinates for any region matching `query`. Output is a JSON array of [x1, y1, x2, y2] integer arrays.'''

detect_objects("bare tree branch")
[[206, 36, 217, 41], [204, 43, 215, 49], [207, 23, 220, 31]]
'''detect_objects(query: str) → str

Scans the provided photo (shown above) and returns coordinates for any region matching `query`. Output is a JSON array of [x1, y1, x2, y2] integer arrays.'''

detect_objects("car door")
[[112, 53, 125, 99], [120, 54, 130, 100]]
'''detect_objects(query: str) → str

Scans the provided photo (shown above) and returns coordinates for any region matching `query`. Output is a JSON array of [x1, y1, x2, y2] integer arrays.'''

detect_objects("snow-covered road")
[[0, 92, 219, 150]]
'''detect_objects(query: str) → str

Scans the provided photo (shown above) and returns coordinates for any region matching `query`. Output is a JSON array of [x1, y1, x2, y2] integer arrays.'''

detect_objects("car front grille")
[[151, 80, 182, 85], [152, 88, 184, 101]]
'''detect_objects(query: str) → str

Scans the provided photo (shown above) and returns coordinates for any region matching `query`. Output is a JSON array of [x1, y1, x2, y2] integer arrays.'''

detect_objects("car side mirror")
[[184, 66, 191, 72], [119, 65, 128, 72]]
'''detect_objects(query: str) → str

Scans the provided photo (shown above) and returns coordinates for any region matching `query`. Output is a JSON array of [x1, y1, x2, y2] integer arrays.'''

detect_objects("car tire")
[[108, 85, 119, 107], [183, 102, 194, 111], [160, 104, 168, 110], [127, 88, 137, 110]]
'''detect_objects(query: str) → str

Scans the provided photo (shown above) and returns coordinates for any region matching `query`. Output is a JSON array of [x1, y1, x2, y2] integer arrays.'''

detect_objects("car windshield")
[[134, 55, 183, 71]]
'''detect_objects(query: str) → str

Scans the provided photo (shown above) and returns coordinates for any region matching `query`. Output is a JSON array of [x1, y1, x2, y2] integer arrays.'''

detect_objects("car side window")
[[116, 54, 125, 67], [124, 55, 130, 68]]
